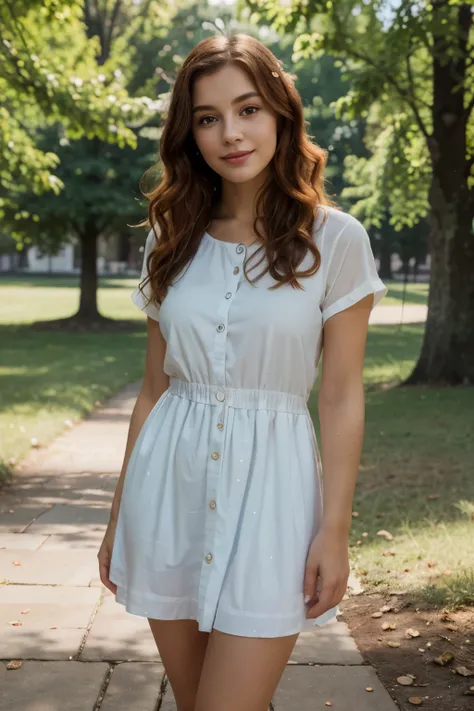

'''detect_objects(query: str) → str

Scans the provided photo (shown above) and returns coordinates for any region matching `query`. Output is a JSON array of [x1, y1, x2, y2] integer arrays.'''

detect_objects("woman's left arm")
[[304, 293, 373, 619]]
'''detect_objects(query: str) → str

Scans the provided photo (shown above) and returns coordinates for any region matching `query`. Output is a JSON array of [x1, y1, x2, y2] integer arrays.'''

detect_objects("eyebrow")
[[192, 91, 261, 114]]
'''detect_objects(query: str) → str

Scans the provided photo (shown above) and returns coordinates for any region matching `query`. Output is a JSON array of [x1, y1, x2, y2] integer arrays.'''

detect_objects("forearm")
[[317, 384, 365, 538], [109, 390, 163, 523]]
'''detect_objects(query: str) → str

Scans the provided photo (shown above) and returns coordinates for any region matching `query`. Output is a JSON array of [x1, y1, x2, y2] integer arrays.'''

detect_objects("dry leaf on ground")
[[408, 696, 423, 705], [397, 675, 415, 686], [6, 660, 23, 670], [433, 651, 455, 666]]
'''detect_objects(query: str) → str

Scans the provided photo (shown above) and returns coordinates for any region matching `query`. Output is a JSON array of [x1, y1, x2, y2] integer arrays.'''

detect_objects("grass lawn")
[[383, 280, 428, 306], [0, 275, 147, 472]]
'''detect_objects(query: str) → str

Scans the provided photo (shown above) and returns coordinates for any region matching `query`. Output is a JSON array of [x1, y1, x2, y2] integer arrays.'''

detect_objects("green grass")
[[383, 280, 429, 306], [0, 275, 147, 467], [310, 322, 474, 609]]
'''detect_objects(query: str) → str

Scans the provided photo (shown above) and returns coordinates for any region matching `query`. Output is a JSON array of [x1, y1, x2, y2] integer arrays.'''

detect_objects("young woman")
[[98, 33, 387, 711]]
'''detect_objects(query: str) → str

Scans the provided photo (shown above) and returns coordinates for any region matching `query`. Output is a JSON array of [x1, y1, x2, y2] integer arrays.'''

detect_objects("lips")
[[222, 150, 253, 159]]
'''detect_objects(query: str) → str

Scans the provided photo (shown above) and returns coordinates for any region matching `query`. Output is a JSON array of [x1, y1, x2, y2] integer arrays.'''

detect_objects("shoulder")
[[312, 204, 369, 260]]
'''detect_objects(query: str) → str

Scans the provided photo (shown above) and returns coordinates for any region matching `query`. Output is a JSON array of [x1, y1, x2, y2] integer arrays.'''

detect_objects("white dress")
[[109, 205, 387, 638]]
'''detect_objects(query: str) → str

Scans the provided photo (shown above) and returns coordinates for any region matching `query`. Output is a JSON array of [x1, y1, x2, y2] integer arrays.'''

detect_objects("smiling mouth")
[[221, 150, 255, 163]]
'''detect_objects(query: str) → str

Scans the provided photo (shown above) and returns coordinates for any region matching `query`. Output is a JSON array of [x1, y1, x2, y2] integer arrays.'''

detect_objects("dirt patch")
[[340, 593, 474, 710]]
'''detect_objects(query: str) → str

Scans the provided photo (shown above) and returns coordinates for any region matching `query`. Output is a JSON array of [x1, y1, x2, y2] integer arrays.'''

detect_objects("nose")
[[222, 116, 243, 145]]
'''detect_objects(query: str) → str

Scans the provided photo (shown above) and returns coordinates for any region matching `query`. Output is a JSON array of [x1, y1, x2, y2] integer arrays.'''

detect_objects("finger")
[[306, 584, 338, 619], [303, 563, 320, 603]]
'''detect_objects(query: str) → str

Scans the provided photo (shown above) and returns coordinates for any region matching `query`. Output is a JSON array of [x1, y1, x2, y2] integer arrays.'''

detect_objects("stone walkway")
[[0, 307, 402, 710]]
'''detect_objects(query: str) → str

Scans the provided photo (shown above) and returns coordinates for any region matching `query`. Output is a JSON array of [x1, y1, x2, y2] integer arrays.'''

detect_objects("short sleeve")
[[131, 227, 161, 321], [321, 216, 387, 324]]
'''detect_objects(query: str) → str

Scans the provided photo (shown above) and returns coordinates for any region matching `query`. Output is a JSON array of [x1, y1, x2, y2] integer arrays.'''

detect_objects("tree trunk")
[[406, 4, 474, 385], [77, 225, 100, 321]]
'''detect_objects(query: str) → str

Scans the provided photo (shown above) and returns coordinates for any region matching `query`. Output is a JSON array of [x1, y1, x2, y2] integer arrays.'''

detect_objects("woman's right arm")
[[109, 316, 169, 525]]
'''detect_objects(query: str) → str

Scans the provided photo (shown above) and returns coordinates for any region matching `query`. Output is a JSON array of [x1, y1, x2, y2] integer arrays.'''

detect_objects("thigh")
[[148, 619, 210, 711], [194, 628, 299, 711]]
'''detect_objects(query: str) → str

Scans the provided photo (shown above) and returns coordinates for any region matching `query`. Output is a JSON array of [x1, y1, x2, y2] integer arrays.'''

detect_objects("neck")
[[214, 169, 268, 225]]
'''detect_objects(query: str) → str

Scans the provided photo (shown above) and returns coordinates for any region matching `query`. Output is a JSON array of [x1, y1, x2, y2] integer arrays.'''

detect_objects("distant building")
[[0, 234, 143, 275]]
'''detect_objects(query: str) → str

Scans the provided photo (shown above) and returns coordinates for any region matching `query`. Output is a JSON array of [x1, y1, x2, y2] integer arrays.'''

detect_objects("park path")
[[0, 305, 403, 711]]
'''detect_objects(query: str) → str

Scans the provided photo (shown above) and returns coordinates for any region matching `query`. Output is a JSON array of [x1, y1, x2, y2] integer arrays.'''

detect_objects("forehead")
[[192, 64, 258, 106]]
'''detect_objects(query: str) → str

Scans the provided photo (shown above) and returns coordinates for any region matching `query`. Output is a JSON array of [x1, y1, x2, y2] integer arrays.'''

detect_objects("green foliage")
[[0, 0, 160, 218], [240, 0, 474, 228]]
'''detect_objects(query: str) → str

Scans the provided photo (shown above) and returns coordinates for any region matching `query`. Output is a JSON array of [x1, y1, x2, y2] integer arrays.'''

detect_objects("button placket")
[[199, 244, 246, 630]]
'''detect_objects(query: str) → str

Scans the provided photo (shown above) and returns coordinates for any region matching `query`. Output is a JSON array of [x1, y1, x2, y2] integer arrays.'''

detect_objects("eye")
[[242, 105, 260, 116], [198, 115, 216, 126]]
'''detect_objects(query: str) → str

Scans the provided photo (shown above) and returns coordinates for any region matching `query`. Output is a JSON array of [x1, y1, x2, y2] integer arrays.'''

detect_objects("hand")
[[303, 527, 350, 619], [97, 519, 118, 595]]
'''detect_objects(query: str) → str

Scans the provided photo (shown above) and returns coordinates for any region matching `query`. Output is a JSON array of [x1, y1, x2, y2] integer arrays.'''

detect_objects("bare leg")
[[194, 628, 299, 711], [148, 618, 210, 711]]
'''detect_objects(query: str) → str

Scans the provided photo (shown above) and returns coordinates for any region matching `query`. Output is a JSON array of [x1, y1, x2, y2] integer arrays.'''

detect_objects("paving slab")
[[26, 502, 111, 535], [100, 662, 165, 711], [0, 533, 48, 550], [0, 585, 100, 660], [370, 303, 426, 325], [81, 593, 161, 662], [38, 531, 106, 551], [290, 618, 363, 665], [273, 665, 398, 710], [0, 504, 53, 533], [0, 661, 109, 711], [0, 548, 98, 585]]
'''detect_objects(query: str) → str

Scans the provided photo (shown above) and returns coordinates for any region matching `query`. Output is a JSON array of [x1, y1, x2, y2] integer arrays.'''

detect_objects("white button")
[[205, 553, 213, 563], [225, 292, 232, 299], [211, 452, 220, 460], [215, 391, 226, 402], [233, 266, 240, 275], [209, 500, 216, 509], [217, 324, 225, 332], [236, 244, 245, 254]]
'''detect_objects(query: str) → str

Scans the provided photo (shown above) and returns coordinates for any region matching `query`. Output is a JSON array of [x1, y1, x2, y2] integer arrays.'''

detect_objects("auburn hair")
[[136, 33, 334, 310]]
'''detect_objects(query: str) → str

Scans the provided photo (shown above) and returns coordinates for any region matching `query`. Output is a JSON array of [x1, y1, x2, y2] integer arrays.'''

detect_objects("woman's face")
[[191, 63, 278, 185]]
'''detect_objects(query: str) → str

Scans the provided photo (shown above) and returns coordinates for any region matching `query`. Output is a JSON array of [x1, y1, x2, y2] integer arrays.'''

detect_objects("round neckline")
[[204, 231, 260, 249]]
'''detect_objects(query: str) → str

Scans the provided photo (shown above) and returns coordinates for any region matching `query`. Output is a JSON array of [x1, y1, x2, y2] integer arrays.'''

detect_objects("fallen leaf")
[[352, 511, 359, 517], [380, 605, 393, 613], [376, 512, 384, 518], [20, 609, 30, 615], [426, 494, 439, 500], [12, 561, 22, 566], [377, 529, 393, 541], [463, 686, 474, 696], [49, 626, 57, 630], [8, 620, 22, 626], [456, 666, 473, 677], [408, 697, 423, 705], [388, 641, 401, 648], [365, 687, 373, 692], [381, 549, 396, 556], [433, 651, 455, 666], [372, 611, 383, 618], [325, 702, 332, 707], [397, 675, 414, 686], [382, 622, 397, 631], [405, 628, 420, 638], [6, 660, 22, 670]]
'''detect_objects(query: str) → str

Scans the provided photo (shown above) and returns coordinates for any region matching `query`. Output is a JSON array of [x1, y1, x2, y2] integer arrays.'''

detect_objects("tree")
[[242, 0, 474, 384], [0, 0, 167, 324]]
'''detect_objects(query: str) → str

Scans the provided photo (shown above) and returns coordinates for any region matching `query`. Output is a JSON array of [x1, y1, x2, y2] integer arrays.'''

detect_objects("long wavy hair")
[[137, 33, 334, 310]]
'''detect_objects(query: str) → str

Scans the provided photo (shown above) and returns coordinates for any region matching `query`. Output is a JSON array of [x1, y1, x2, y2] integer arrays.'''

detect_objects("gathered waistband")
[[168, 377, 308, 415]]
